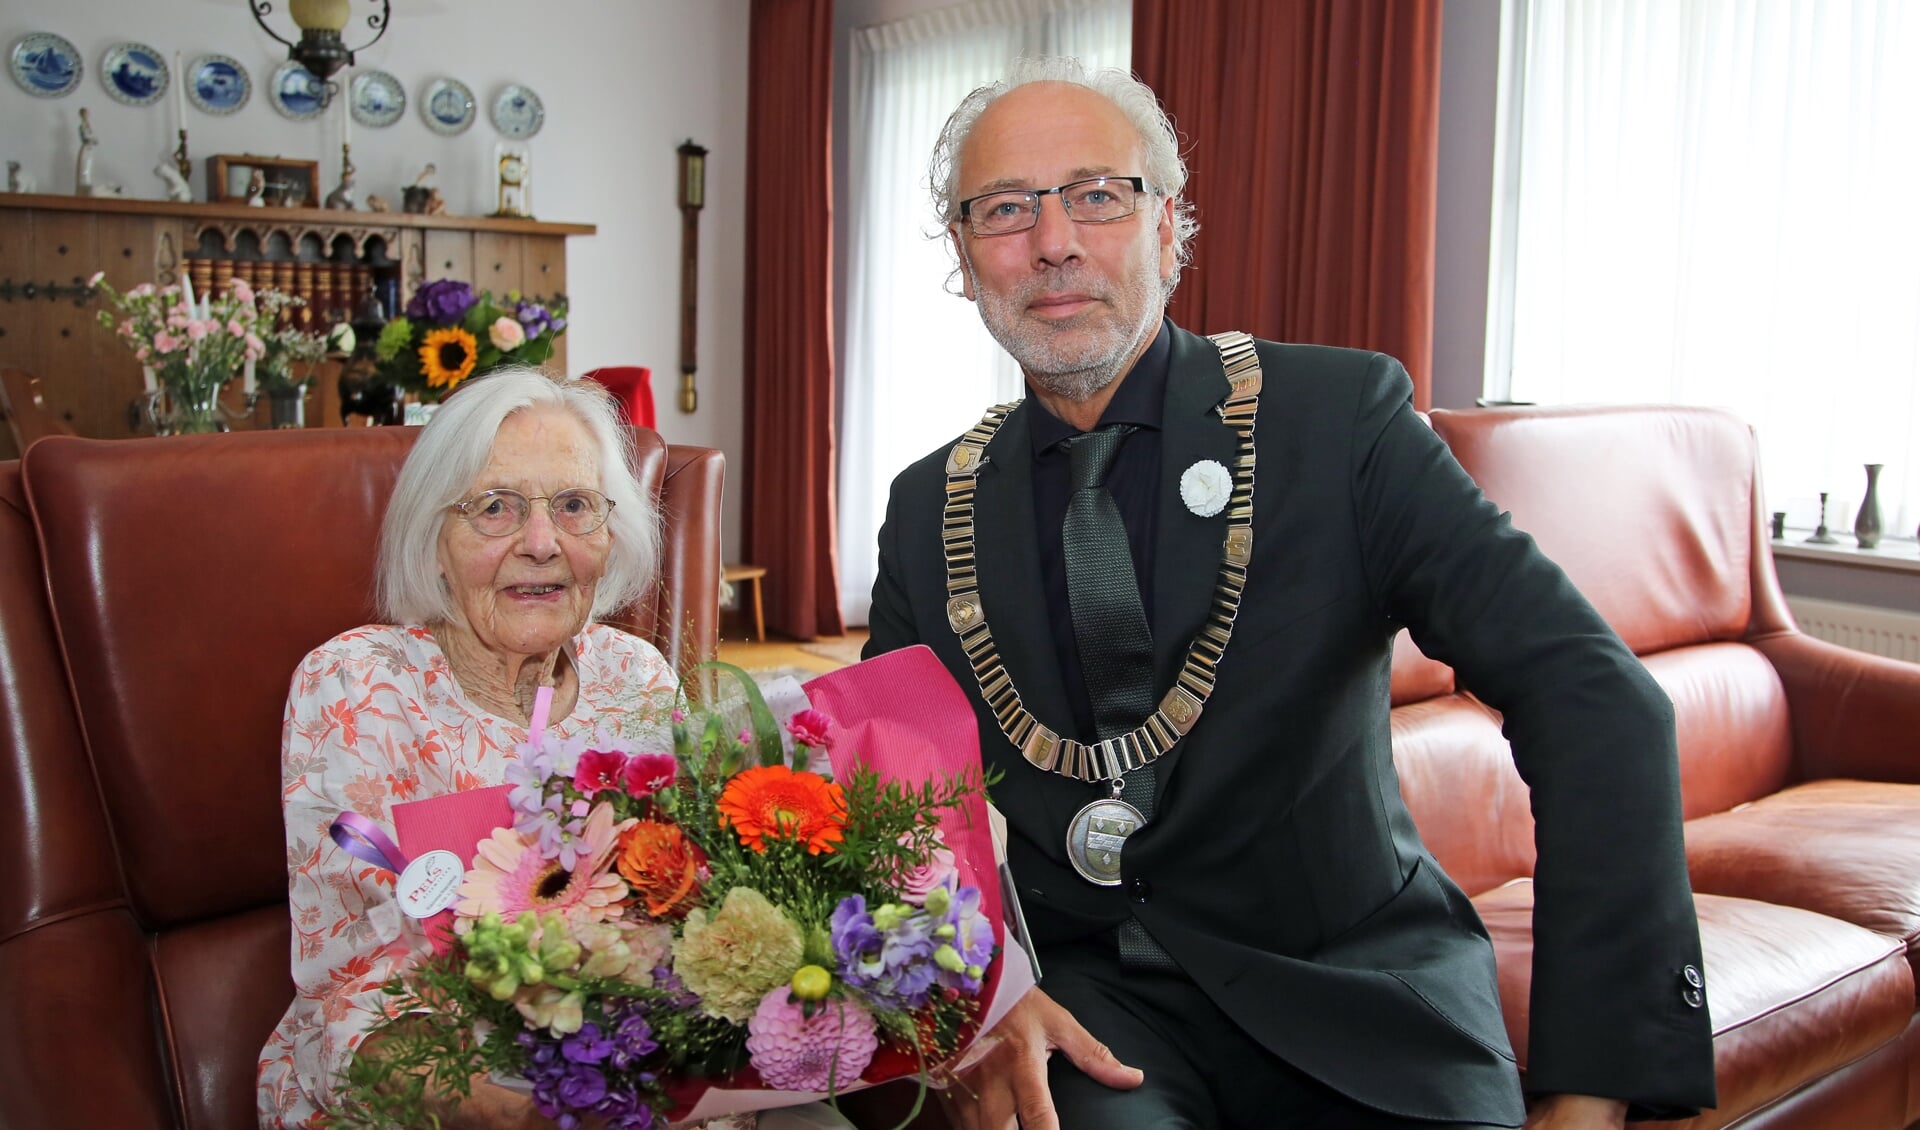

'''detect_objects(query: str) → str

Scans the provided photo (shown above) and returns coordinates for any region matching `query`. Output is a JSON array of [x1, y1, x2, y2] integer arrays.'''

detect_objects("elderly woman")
[[256, 368, 676, 1125]]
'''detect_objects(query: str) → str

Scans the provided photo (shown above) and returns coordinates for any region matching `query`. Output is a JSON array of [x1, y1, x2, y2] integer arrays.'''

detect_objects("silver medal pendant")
[[1066, 792, 1146, 887]]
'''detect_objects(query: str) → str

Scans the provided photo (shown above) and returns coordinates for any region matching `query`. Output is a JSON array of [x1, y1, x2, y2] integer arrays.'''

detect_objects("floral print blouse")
[[256, 623, 675, 1126]]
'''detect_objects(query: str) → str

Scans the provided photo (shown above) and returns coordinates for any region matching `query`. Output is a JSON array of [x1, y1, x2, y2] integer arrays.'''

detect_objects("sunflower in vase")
[[374, 280, 569, 403]]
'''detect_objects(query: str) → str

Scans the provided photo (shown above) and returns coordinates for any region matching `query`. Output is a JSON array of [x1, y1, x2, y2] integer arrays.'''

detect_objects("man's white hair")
[[375, 367, 659, 626], [928, 55, 1199, 299]]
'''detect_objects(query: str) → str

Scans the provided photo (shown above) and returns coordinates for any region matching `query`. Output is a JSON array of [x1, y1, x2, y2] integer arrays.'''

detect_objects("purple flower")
[[562, 1022, 614, 1064], [557, 1065, 608, 1109], [406, 279, 478, 325], [831, 895, 938, 1009], [932, 883, 996, 995], [516, 300, 552, 337]]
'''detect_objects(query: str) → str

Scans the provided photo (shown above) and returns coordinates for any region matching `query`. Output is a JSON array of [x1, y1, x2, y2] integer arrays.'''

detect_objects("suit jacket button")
[[1682, 987, 1704, 1009], [1683, 964, 1703, 988], [1128, 877, 1151, 904]]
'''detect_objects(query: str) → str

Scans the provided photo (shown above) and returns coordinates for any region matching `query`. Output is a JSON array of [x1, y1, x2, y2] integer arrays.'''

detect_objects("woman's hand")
[[937, 988, 1142, 1130]]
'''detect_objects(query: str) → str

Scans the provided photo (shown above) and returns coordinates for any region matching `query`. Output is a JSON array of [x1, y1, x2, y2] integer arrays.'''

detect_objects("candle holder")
[[1805, 492, 1840, 545], [324, 143, 357, 211], [173, 128, 191, 183]]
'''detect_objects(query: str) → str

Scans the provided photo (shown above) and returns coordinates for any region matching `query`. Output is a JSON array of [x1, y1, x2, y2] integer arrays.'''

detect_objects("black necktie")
[[1062, 426, 1177, 971]]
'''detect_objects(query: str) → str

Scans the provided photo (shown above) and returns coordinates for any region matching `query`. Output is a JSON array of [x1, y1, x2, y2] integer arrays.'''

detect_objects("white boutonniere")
[[1180, 459, 1231, 517]]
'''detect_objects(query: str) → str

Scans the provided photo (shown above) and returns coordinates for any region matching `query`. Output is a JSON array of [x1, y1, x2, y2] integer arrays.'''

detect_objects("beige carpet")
[[796, 634, 867, 668]]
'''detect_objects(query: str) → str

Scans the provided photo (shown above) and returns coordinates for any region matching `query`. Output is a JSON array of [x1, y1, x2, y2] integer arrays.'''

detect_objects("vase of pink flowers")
[[91, 270, 267, 435]]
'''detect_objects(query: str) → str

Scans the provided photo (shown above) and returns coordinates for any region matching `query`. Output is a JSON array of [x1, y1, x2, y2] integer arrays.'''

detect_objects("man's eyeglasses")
[[957, 176, 1153, 237], [449, 488, 616, 538]]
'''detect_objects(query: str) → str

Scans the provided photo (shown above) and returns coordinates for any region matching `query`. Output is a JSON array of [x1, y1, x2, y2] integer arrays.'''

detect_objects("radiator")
[[1786, 597, 1920, 663]]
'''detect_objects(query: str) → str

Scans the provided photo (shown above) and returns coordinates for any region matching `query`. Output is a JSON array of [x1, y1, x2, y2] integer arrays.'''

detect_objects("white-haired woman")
[[257, 368, 676, 1126]]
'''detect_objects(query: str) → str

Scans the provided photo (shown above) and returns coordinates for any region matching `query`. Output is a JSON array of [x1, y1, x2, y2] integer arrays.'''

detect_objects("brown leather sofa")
[[0, 426, 722, 1130], [1405, 406, 1920, 1128]]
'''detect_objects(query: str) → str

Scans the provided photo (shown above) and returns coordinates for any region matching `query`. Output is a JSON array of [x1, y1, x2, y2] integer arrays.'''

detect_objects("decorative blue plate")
[[490, 83, 545, 140], [10, 32, 83, 99], [421, 77, 476, 136], [187, 54, 250, 115], [269, 60, 326, 121], [101, 42, 168, 107], [350, 69, 405, 128]]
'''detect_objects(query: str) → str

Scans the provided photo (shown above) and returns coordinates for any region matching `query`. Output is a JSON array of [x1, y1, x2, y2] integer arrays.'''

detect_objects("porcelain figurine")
[[155, 154, 192, 202], [6, 161, 36, 194]]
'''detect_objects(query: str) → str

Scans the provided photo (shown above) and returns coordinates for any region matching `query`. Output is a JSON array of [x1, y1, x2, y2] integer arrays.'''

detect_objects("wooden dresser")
[[0, 195, 594, 460]]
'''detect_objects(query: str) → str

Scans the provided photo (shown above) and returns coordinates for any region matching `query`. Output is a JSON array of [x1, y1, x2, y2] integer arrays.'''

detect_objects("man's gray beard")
[[963, 258, 1157, 403]]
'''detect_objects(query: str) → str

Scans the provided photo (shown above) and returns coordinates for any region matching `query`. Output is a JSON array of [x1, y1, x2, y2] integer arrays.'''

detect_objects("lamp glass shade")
[[290, 0, 351, 32]]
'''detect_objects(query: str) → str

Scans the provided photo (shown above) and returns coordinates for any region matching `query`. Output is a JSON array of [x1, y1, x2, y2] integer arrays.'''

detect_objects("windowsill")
[[1771, 531, 1920, 575]]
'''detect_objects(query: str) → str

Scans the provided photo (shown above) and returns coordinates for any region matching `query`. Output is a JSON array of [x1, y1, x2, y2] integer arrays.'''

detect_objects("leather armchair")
[[0, 426, 722, 1129]]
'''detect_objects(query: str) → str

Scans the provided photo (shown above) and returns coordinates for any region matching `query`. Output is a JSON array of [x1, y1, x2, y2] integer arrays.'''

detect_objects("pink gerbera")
[[455, 802, 631, 927]]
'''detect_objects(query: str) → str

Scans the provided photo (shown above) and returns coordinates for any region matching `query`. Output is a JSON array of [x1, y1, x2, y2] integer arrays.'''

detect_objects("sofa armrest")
[[1753, 630, 1920, 784]]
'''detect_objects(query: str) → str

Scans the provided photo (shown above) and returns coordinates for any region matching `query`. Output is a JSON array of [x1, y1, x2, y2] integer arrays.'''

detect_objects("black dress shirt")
[[1028, 321, 1172, 742]]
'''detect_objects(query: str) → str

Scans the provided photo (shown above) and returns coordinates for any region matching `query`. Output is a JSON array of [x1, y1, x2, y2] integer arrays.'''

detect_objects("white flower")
[[1180, 459, 1232, 517]]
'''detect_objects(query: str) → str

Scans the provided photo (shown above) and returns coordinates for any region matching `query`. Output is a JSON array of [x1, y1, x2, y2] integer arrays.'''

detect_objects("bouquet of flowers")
[[91, 270, 267, 402], [254, 290, 354, 394], [334, 648, 1027, 1129], [373, 279, 569, 402]]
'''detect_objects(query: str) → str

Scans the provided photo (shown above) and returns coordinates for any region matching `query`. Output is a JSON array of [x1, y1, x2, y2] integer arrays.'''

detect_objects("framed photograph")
[[207, 154, 321, 208]]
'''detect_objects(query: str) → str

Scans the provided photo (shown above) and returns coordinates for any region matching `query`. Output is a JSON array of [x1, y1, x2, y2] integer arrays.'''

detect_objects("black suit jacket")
[[866, 324, 1716, 1122]]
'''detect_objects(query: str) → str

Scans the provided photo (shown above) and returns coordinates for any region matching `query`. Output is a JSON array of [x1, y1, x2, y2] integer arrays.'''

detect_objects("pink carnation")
[[186, 320, 211, 341], [87, 270, 105, 287], [573, 749, 627, 796], [153, 331, 181, 354], [488, 316, 526, 351], [134, 346, 151, 362], [245, 333, 266, 361], [746, 988, 877, 1091], [227, 319, 245, 337], [786, 709, 834, 751], [128, 283, 154, 298], [229, 278, 254, 304], [621, 752, 677, 798], [167, 312, 189, 329]]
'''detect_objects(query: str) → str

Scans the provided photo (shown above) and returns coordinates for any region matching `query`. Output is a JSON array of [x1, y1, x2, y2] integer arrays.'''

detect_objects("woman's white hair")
[[928, 55, 1199, 299], [376, 367, 660, 626]]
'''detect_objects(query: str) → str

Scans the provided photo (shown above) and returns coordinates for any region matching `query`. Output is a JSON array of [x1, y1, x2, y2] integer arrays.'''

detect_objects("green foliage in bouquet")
[[373, 279, 569, 403]]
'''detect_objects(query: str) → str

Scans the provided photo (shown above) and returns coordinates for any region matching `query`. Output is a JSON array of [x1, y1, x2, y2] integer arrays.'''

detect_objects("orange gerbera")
[[420, 326, 478, 389], [717, 765, 847, 855]]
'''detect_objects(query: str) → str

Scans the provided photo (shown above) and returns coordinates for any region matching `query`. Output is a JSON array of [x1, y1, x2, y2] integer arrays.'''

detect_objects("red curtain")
[[1133, 0, 1442, 408], [743, 0, 844, 639]]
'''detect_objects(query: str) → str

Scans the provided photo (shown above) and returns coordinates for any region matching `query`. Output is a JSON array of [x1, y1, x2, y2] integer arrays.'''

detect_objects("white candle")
[[243, 356, 256, 396], [174, 52, 187, 131], [142, 365, 157, 394], [178, 268, 195, 315]]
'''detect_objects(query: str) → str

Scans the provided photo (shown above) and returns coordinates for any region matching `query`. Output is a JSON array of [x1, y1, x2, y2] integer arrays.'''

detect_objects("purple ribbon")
[[330, 811, 409, 873]]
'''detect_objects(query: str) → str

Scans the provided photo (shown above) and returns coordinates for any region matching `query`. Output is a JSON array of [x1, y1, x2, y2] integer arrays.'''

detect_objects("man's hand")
[[939, 988, 1142, 1130], [1524, 1093, 1629, 1129]]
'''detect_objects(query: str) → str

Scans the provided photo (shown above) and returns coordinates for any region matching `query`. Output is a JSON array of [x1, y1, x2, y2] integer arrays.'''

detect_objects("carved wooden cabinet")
[[0, 195, 594, 460]]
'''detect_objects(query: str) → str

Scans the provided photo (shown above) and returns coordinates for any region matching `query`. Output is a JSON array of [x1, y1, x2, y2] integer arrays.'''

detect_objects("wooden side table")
[[723, 563, 768, 643]]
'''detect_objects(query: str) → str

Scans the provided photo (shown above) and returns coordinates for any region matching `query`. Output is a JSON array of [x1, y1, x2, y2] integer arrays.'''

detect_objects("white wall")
[[1, 0, 751, 554]]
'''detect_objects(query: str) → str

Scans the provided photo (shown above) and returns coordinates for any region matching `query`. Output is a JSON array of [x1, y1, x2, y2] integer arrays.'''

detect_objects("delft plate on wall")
[[491, 84, 545, 140], [188, 54, 250, 115], [421, 77, 476, 136], [269, 60, 326, 121], [350, 69, 405, 128], [10, 32, 83, 99], [101, 42, 168, 107]]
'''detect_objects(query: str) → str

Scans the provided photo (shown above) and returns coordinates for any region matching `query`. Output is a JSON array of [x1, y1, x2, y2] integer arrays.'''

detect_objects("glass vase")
[[268, 386, 308, 429], [165, 388, 226, 435]]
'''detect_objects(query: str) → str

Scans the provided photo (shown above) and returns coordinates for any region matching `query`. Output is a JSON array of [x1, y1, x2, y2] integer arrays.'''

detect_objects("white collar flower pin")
[[1180, 459, 1231, 517]]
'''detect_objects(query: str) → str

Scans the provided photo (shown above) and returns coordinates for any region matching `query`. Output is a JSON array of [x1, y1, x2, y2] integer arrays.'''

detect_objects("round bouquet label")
[[396, 849, 465, 918]]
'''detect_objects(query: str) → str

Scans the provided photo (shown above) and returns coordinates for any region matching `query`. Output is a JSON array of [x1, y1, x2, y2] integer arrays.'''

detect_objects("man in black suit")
[[863, 57, 1715, 1129]]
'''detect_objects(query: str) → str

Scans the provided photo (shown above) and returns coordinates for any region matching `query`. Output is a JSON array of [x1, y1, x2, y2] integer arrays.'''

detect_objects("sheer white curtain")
[[838, 0, 1130, 626], [1498, 0, 1920, 540]]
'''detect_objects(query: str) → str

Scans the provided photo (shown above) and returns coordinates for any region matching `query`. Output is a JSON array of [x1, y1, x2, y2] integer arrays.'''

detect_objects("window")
[[1489, 0, 1920, 539], [837, 0, 1130, 625]]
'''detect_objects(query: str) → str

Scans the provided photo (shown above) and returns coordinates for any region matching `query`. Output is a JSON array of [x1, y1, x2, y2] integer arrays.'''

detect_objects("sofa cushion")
[[1641, 643, 1795, 820], [1477, 881, 1914, 1129], [1391, 694, 1535, 896], [1685, 780, 1920, 974], [1431, 406, 1757, 657], [152, 905, 293, 1130]]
